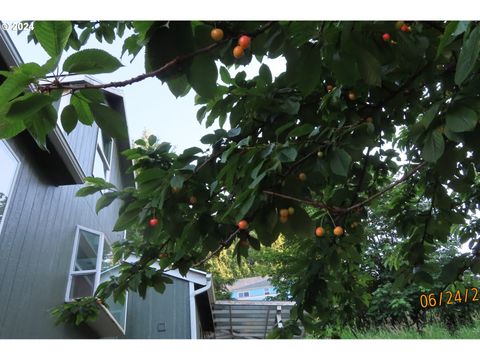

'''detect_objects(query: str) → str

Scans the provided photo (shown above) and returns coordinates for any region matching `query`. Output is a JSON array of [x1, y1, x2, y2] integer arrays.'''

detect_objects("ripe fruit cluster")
[[279, 207, 295, 223], [315, 226, 344, 237], [233, 35, 251, 59]]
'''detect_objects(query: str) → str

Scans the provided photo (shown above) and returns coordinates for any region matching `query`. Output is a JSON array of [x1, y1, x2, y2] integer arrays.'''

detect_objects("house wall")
[[232, 286, 277, 300], [0, 130, 125, 339], [125, 277, 191, 339]]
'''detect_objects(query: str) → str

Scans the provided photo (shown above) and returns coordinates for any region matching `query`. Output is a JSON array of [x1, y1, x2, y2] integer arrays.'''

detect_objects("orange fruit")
[[279, 215, 289, 223], [348, 91, 357, 101], [233, 45, 244, 59], [211, 28, 224, 42], [333, 226, 344, 236], [238, 219, 249, 230], [315, 227, 325, 237], [279, 208, 289, 217]]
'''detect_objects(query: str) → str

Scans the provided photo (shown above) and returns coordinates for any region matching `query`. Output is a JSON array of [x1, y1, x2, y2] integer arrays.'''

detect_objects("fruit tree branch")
[[338, 161, 427, 214], [40, 21, 276, 92], [193, 228, 240, 267]]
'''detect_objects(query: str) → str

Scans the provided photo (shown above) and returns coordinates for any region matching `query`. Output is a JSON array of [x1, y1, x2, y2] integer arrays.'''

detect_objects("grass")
[[339, 318, 480, 339]]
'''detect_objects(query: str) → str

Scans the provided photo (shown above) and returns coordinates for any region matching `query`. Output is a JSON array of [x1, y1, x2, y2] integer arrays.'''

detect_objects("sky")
[[8, 26, 285, 153]]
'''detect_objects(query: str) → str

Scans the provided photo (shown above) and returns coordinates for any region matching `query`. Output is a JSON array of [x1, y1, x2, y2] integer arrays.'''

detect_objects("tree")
[[1, 21, 480, 336]]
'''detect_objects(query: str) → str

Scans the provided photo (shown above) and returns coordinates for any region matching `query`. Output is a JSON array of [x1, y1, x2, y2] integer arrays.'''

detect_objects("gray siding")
[[64, 122, 98, 176], [125, 278, 191, 339], [0, 133, 125, 339]]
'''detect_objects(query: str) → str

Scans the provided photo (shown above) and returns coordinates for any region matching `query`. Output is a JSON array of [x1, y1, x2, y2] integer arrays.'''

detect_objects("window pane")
[[70, 274, 95, 298], [93, 147, 107, 179], [101, 241, 114, 271], [0, 141, 19, 229], [100, 265, 127, 329], [75, 229, 100, 271], [102, 132, 113, 165]]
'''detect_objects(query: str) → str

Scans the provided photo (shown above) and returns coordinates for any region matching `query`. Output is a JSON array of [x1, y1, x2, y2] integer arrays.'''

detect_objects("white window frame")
[[0, 140, 21, 237], [65, 225, 106, 302], [94, 128, 114, 182], [65, 225, 128, 331]]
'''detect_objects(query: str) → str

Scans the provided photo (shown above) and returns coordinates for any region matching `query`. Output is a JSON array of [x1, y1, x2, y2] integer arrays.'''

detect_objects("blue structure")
[[228, 277, 278, 301]]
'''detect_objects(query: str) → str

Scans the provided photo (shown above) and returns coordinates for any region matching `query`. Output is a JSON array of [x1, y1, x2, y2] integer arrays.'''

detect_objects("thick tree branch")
[[41, 21, 276, 92]]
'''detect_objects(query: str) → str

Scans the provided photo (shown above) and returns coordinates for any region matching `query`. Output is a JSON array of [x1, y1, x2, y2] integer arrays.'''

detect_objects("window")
[[238, 292, 244, 298], [93, 129, 113, 180], [66, 226, 127, 330], [264, 288, 270, 295], [0, 141, 20, 234]]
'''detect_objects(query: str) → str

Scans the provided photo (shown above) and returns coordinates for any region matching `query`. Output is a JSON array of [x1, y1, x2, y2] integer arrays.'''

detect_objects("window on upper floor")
[[0, 141, 20, 234], [66, 226, 127, 332], [93, 129, 113, 181]]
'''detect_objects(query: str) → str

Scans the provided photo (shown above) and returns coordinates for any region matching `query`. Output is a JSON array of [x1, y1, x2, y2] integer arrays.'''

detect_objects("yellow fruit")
[[348, 91, 356, 101], [288, 207, 295, 215], [350, 222, 359, 229], [333, 226, 344, 237], [317, 151, 324, 158], [279, 208, 289, 217], [298, 172, 307, 182]]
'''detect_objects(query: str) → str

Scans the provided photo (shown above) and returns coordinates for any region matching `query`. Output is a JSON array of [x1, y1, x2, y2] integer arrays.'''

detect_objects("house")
[[227, 276, 278, 301], [0, 27, 215, 339]]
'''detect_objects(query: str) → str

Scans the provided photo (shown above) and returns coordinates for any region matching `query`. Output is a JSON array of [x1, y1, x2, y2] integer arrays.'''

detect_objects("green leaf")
[[422, 130, 445, 163], [95, 192, 118, 214], [170, 174, 185, 189], [90, 103, 128, 139], [417, 103, 440, 129], [278, 147, 298, 162], [0, 104, 26, 139], [357, 49, 382, 87], [34, 21, 72, 58], [60, 104, 78, 134], [76, 186, 101, 197], [71, 95, 94, 125], [76, 89, 106, 104], [6, 93, 53, 121], [329, 148, 352, 177], [219, 66, 232, 84], [455, 25, 480, 86], [167, 75, 191, 98], [24, 104, 57, 150], [445, 106, 478, 133], [63, 49, 123, 75], [0, 69, 37, 109], [287, 124, 314, 138], [187, 54, 218, 99]]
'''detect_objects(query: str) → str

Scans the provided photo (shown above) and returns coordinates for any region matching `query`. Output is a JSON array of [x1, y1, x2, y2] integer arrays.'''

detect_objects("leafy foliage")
[[2, 21, 480, 336]]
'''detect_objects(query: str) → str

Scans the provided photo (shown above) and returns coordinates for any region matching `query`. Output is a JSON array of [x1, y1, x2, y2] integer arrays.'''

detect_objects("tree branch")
[[193, 229, 240, 267], [40, 21, 276, 92], [264, 162, 427, 215], [339, 162, 427, 214]]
